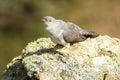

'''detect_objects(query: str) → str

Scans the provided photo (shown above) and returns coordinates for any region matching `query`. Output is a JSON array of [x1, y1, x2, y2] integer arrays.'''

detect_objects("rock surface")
[[1, 35, 120, 80]]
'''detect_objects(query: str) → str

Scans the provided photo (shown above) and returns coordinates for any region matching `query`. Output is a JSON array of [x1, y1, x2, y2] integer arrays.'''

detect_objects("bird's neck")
[[45, 20, 66, 33]]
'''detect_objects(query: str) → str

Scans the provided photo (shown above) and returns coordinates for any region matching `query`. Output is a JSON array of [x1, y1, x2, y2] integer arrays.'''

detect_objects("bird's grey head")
[[42, 16, 55, 27]]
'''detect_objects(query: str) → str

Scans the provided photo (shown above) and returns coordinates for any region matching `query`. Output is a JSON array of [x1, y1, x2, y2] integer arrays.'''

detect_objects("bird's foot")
[[60, 43, 73, 52], [53, 44, 63, 51], [54, 44, 73, 53]]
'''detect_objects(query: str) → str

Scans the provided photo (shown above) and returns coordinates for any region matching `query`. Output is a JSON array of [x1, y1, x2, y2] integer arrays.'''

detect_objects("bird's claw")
[[59, 44, 73, 52], [53, 44, 63, 51]]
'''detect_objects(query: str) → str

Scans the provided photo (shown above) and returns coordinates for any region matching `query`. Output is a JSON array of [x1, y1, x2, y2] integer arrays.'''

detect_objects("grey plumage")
[[42, 16, 99, 46]]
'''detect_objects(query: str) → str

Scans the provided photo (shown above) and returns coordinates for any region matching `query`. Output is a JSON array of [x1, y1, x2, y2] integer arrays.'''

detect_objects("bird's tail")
[[82, 31, 99, 38]]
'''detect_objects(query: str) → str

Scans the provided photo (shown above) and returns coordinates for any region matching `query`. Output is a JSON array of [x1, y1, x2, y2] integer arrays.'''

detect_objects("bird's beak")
[[42, 19, 45, 22]]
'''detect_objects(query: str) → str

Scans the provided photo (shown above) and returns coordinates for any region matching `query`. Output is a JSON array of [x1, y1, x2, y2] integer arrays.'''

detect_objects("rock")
[[1, 35, 120, 80]]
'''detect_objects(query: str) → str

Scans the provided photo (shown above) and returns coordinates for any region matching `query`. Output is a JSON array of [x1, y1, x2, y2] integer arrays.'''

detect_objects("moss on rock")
[[2, 35, 120, 80]]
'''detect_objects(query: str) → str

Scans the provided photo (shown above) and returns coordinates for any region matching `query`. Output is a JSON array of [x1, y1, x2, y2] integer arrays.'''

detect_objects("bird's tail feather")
[[83, 31, 99, 38]]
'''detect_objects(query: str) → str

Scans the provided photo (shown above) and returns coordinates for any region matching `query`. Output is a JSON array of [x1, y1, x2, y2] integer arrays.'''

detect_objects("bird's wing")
[[62, 23, 86, 43], [65, 22, 99, 38]]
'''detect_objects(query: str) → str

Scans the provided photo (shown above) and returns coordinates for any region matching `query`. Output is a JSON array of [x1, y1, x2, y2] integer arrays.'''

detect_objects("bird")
[[42, 16, 99, 50]]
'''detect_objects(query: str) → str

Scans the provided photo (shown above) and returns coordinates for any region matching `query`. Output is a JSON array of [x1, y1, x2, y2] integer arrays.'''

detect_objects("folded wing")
[[63, 23, 99, 44]]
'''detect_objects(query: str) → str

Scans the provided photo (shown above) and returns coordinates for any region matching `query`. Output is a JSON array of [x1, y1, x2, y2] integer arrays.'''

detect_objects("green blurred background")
[[0, 0, 120, 76]]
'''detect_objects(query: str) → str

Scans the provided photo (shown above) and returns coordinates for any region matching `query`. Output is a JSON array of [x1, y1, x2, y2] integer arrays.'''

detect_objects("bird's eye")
[[48, 20, 52, 22]]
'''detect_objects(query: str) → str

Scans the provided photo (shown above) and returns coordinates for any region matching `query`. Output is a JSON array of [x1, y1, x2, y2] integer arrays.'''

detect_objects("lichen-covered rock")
[[2, 35, 120, 80]]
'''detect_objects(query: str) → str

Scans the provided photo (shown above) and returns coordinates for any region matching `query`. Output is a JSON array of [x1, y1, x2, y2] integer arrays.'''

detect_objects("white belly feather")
[[46, 26, 64, 44]]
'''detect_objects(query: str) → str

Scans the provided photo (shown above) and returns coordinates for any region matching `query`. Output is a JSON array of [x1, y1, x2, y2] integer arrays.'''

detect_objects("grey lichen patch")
[[21, 38, 56, 61], [2, 36, 120, 80], [73, 35, 120, 60], [22, 38, 55, 55]]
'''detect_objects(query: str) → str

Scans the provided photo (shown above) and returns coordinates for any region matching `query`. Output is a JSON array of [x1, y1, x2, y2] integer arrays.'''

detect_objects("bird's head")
[[42, 16, 55, 27]]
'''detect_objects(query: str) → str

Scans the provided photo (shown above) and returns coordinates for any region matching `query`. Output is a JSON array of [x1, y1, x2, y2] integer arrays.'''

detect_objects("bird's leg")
[[53, 44, 63, 51], [54, 43, 73, 52], [61, 43, 73, 51], [54, 44, 59, 50]]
